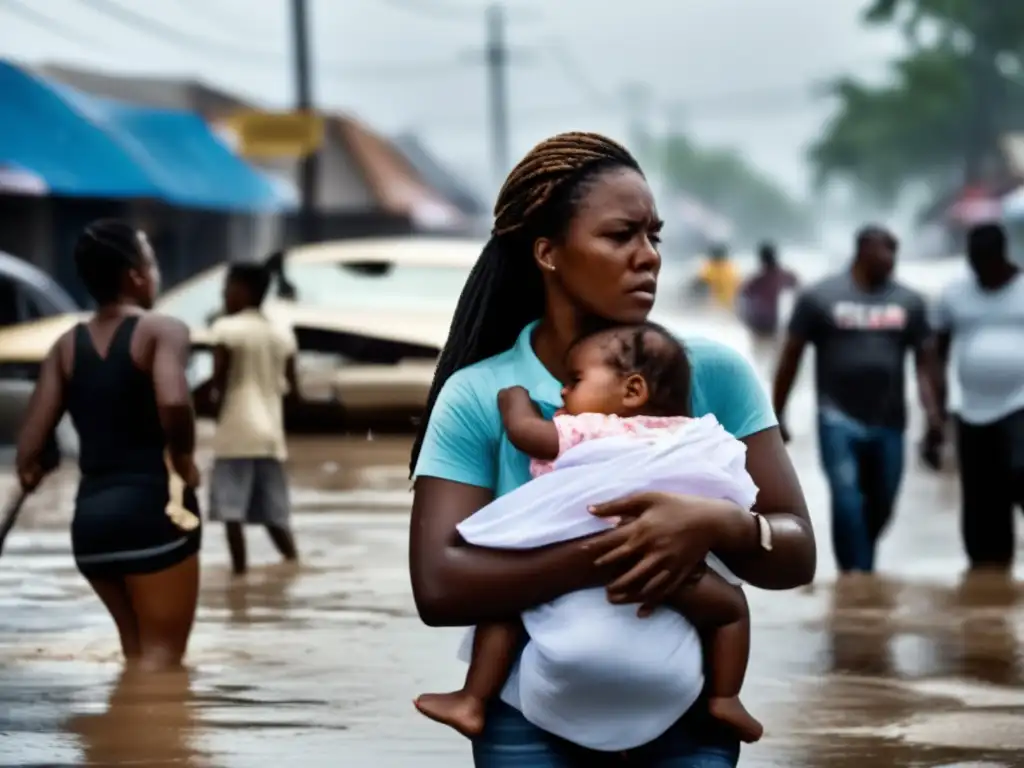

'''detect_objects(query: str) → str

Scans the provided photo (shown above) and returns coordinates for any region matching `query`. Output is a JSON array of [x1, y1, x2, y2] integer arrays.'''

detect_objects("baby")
[[415, 322, 763, 744]]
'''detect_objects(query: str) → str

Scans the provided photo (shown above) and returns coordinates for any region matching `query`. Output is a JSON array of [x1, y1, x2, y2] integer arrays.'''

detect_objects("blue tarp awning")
[[0, 62, 293, 212]]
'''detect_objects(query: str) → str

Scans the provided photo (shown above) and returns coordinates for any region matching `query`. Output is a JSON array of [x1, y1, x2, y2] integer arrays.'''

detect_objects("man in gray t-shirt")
[[930, 222, 1024, 570], [772, 226, 943, 574]]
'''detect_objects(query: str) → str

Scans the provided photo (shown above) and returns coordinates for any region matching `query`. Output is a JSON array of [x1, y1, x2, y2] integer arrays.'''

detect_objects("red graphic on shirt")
[[832, 302, 907, 330]]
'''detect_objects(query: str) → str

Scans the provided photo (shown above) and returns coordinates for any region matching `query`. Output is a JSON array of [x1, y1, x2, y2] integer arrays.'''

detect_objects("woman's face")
[[538, 167, 662, 324]]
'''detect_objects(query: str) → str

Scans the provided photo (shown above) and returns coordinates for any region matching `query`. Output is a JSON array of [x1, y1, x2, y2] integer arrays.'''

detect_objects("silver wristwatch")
[[752, 511, 773, 552]]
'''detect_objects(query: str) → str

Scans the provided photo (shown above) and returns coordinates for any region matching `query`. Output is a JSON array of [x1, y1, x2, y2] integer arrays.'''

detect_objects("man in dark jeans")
[[772, 226, 944, 574], [931, 223, 1024, 570]]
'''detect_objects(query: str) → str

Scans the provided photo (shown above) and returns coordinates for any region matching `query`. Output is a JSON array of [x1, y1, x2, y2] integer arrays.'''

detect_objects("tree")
[[809, 0, 1024, 206], [865, 0, 1024, 60], [658, 133, 812, 245]]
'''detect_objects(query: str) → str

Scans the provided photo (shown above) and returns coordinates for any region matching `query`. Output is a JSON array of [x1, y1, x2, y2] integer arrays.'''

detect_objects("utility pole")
[[291, 0, 318, 243], [485, 4, 510, 187]]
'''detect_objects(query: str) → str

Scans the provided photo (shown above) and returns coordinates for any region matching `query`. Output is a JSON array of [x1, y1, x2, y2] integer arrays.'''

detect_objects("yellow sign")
[[219, 111, 325, 159]]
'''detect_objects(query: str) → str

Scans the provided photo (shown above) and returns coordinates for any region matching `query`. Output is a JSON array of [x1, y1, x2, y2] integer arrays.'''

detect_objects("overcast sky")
[[1, 0, 906, 200]]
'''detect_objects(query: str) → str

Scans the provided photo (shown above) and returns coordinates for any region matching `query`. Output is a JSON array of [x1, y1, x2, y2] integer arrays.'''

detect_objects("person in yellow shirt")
[[208, 263, 300, 575], [694, 244, 742, 309]]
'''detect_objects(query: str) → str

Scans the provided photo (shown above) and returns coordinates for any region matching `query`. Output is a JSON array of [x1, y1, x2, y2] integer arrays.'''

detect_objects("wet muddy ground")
[[2, 336, 1024, 767]]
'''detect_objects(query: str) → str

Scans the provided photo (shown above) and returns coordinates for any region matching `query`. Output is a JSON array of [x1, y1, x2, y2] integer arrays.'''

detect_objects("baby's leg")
[[415, 620, 522, 738], [670, 571, 764, 743]]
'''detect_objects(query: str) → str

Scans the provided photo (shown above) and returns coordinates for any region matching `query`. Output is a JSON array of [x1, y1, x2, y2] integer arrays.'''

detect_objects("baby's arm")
[[668, 567, 746, 629], [498, 386, 559, 460]]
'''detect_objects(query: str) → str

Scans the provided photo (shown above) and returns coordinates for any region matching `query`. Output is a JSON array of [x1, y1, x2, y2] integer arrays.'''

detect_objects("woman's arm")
[[410, 371, 624, 627], [148, 316, 198, 484], [591, 342, 816, 599], [15, 337, 69, 492], [712, 426, 816, 589], [410, 477, 620, 626], [914, 340, 945, 432]]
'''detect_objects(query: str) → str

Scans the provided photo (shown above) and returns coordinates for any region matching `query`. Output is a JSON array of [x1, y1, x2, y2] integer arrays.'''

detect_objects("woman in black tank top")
[[14, 219, 201, 671]]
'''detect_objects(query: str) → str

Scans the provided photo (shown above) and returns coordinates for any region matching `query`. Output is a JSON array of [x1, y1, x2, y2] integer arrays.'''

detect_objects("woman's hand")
[[181, 458, 201, 490], [589, 492, 752, 615], [169, 453, 201, 489], [16, 463, 45, 494]]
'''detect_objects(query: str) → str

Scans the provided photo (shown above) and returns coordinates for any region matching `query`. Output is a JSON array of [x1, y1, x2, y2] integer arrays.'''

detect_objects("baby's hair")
[[74, 219, 147, 305], [569, 320, 692, 417], [226, 262, 272, 307]]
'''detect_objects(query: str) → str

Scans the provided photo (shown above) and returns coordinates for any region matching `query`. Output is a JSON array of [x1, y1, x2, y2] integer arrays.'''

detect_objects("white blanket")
[[456, 414, 759, 751]]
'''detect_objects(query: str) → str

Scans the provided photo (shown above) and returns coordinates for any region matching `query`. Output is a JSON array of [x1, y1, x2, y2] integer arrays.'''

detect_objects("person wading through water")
[[772, 225, 942, 576], [14, 219, 201, 671], [408, 131, 816, 767], [930, 222, 1024, 571], [737, 241, 798, 365], [207, 262, 299, 575]]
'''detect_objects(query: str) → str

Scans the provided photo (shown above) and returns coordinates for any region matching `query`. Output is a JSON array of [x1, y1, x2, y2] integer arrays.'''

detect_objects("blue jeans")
[[473, 699, 740, 767], [817, 407, 905, 572]]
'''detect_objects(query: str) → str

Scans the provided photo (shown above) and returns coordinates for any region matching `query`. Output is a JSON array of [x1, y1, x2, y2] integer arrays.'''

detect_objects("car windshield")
[[159, 262, 472, 328]]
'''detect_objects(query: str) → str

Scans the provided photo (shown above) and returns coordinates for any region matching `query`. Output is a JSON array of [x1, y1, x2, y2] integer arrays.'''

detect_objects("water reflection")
[[284, 435, 413, 494], [938, 571, 1023, 687], [786, 574, 1024, 768], [65, 666, 208, 767], [4, 394, 1024, 765], [821, 571, 1024, 685], [824, 575, 899, 678], [222, 563, 302, 626]]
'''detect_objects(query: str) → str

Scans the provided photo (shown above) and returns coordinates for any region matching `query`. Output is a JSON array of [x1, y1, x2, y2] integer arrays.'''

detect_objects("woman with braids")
[[15, 219, 201, 671], [409, 133, 816, 766]]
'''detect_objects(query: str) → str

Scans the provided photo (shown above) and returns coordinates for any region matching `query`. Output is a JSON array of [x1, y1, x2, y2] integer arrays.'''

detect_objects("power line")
[[42, 0, 471, 80], [4, 0, 536, 83], [539, 41, 883, 127], [0, 0, 112, 49], [545, 45, 615, 108], [168, 0, 274, 37], [412, 85, 822, 131], [378, 0, 481, 21], [75, 0, 275, 60], [378, 0, 542, 23]]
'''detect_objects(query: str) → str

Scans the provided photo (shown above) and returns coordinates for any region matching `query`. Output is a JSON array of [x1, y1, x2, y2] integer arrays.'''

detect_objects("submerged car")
[[172, 236, 482, 430], [0, 251, 81, 447], [0, 236, 483, 437]]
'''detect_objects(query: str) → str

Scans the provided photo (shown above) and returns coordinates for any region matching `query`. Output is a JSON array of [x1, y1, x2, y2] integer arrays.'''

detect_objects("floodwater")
[[2, 324, 1024, 767]]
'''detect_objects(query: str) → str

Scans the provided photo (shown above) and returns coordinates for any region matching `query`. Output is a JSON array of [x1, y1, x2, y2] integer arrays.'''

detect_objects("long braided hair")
[[409, 132, 641, 475]]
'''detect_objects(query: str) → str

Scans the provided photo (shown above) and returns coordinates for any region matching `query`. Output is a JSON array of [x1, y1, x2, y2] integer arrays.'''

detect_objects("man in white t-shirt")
[[208, 263, 300, 575], [930, 223, 1024, 570]]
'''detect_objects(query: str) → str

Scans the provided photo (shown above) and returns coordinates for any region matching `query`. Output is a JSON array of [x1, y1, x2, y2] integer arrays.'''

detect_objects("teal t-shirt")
[[414, 321, 777, 494]]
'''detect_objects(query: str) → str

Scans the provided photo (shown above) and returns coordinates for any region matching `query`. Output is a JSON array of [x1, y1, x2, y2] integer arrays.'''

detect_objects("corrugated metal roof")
[[0, 62, 291, 211], [35, 62, 472, 222]]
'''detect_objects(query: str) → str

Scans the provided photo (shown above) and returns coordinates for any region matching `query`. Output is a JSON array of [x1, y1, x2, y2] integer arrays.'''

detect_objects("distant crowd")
[[695, 223, 1024, 575]]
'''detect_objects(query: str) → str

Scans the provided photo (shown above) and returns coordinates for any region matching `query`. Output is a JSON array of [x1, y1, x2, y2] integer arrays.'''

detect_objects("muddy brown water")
[[2, 334, 1024, 767]]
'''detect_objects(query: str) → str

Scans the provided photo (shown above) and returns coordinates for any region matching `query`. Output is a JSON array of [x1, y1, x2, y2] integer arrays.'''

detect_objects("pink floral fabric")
[[530, 413, 693, 477]]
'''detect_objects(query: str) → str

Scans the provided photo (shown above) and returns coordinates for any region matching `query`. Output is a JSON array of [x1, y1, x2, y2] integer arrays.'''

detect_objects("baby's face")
[[561, 336, 630, 416]]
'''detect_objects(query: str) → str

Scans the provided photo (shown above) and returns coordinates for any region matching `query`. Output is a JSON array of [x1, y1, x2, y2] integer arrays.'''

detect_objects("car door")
[[0, 274, 35, 444], [0, 274, 19, 328], [0, 268, 80, 449]]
